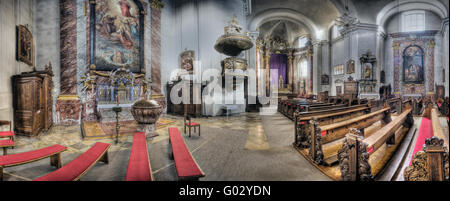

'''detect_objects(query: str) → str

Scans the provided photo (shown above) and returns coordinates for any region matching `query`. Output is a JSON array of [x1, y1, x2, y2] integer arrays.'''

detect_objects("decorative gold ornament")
[[150, 0, 164, 11]]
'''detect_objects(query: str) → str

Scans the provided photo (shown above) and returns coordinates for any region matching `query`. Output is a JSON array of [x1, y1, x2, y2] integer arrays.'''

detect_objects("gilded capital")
[[150, 0, 164, 10], [288, 55, 293, 61], [427, 40, 435, 48], [392, 42, 400, 50]]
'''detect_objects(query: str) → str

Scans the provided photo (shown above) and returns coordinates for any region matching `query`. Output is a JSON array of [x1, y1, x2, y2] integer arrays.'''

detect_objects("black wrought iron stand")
[[112, 106, 122, 144]]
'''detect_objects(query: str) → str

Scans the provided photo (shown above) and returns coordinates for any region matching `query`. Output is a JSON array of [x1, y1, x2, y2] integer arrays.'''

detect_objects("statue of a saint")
[[278, 75, 284, 89]]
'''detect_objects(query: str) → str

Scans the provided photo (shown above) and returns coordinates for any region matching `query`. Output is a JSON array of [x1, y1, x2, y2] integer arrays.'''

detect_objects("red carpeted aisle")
[[410, 117, 433, 164]]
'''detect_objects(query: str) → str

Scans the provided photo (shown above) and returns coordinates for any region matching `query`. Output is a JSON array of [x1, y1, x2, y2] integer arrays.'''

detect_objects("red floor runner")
[[410, 117, 433, 165]]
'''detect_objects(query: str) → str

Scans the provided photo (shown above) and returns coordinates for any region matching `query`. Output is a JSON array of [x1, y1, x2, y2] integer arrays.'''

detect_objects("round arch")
[[376, 0, 448, 33]]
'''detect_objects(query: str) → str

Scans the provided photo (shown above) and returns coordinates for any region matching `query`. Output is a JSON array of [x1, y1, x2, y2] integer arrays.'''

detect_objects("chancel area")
[[0, 0, 448, 181]]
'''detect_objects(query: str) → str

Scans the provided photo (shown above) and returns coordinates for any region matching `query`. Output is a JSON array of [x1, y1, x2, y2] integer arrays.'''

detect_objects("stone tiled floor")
[[2, 112, 330, 181]]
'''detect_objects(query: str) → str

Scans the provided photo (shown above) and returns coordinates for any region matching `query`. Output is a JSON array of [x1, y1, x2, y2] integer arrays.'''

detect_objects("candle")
[[116, 95, 119, 106]]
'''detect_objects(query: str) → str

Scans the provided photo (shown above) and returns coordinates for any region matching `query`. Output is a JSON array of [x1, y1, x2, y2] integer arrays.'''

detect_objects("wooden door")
[[336, 86, 342, 96]]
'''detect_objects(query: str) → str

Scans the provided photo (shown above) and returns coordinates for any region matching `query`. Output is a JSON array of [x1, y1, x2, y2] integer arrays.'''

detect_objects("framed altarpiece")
[[402, 45, 424, 84]]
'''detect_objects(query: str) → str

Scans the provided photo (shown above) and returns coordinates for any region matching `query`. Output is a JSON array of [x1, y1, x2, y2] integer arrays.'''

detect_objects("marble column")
[[55, 0, 82, 126], [307, 46, 313, 95], [150, 2, 166, 110], [264, 51, 271, 94], [287, 50, 294, 92], [392, 42, 400, 98], [312, 41, 322, 94], [426, 40, 435, 100], [248, 31, 259, 103]]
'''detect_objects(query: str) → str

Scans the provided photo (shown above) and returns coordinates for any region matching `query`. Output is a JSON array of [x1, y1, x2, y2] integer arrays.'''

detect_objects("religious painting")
[[180, 50, 195, 74], [90, 0, 145, 73], [16, 25, 34, 66], [346, 60, 355, 74], [321, 74, 329, 85], [402, 45, 424, 84]]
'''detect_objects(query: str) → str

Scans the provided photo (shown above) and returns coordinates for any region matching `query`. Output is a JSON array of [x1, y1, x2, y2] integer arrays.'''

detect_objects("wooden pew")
[[287, 104, 347, 120], [337, 108, 414, 181], [0, 145, 67, 181], [280, 99, 332, 120], [305, 107, 394, 165], [436, 97, 449, 118], [386, 98, 402, 114], [404, 107, 449, 181], [294, 104, 371, 148], [34, 142, 110, 181], [168, 127, 205, 180], [126, 132, 153, 181]]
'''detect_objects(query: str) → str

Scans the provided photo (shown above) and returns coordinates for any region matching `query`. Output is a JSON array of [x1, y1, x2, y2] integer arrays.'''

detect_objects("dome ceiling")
[[258, 20, 309, 44], [250, 0, 340, 29]]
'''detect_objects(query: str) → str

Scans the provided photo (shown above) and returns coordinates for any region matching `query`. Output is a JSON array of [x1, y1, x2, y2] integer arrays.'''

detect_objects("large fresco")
[[402, 45, 424, 84], [91, 0, 144, 73]]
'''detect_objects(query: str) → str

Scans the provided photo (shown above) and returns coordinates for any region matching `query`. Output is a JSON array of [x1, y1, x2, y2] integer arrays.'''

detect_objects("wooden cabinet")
[[166, 80, 203, 117], [12, 69, 53, 136]]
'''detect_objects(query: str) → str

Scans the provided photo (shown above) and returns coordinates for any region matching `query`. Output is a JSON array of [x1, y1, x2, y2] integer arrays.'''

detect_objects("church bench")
[[33, 142, 110, 181], [168, 127, 205, 181], [0, 120, 15, 155], [337, 108, 414, 181], [0, 144, 67, 181], [126, 132, 153, 181], [404, 106, 449, 181], [303, 107, 393, 165], [0, 120, 14, 140], [294, 104, 371, 148], [386, 98, 403, 114], [0, 139, 15, 155], [286, 103, 340, 120], [281, 100, 331, 119]]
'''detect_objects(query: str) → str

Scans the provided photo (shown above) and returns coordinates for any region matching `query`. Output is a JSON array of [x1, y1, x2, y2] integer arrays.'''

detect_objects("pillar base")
[[137, 124, 159, 138], [55, 95, 82, 126]]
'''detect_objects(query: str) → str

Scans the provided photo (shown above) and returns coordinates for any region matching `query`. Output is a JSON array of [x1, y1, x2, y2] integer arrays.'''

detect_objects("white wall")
[[163, 0, 246, 116], [0, 0, 35, 125]]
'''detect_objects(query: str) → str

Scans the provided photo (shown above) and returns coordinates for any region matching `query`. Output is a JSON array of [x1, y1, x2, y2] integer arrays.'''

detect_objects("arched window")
[[297, 37, 309, 48], [402, 11, 425, 32], [298, 59, 308, 78]]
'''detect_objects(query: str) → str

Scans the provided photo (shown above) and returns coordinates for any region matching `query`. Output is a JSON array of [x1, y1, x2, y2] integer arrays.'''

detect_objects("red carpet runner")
[[409, 117, 433, 165]]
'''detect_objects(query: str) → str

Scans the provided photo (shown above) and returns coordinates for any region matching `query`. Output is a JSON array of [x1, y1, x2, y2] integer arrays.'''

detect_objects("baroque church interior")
[[0, 0, 449, 182]]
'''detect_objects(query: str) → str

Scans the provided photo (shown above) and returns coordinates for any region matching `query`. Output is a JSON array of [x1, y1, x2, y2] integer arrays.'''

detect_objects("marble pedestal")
[[137, 124, 159, 138], [55, 95, 82, 126], [97, 104, 134, 123]]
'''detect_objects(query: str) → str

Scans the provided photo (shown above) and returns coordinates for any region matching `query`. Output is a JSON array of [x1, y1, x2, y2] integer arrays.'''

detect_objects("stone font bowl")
[[131, 99, 163, 124]]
